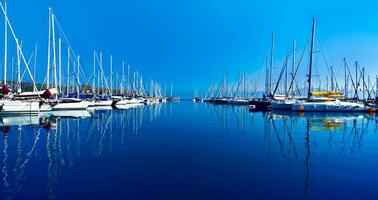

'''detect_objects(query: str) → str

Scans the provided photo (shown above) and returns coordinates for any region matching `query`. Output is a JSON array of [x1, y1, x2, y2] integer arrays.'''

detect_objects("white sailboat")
[[290, 18, 373, 113], [51, 98, 91, 110], [115, 97, 144, 106], [291, 96, 370, 112], [45, 9, 91, 111], [0, 3, 53, 115]]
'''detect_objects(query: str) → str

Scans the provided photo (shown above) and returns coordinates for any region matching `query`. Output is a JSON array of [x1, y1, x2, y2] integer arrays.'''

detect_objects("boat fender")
[[298, 105, 304, 111], [368, 108, 376, 113]]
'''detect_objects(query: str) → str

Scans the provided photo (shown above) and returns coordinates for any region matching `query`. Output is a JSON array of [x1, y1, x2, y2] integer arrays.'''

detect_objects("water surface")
[[1, 102, 378, 199]]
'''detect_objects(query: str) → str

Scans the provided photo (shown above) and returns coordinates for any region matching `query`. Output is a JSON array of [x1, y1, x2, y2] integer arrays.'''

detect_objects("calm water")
[[1, 102, 378, 200]]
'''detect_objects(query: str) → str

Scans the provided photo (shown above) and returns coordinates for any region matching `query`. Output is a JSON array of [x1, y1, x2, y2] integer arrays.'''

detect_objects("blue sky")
[[2, 0, 378, 95]]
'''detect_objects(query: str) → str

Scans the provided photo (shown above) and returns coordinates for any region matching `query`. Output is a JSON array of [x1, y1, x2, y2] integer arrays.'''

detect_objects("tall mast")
[[376, 76, 378, 103], [93, 50, 96, 96], [46, 8, 52, 89], [285, 55, 288, 96], [291, 40, 296, 96], [243, 73, 246, 98], [51, 11, 57, 91], [122, 61, 125, 95], [362, 66, 365, 100], [343, 58, 347, 97], [270, 32, 274, 96], [265, 56, 269, 97], [127, 64, 131, 96], [3, 1, 7, 85], [330, 66, 334, 91], [110, 55, 113, 96], [33, 44, 37, 92], [66, 47, 70, 96], [307, 18, 316, 100], [77, 55, 80, 98], [16, 40, 21, 93], [58, 37, 62, 94], [100, 52, 103, 95], [355, 61, 358, 99]]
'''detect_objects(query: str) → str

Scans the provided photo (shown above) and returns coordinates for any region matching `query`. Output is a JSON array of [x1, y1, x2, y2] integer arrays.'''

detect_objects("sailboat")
[[249, 33, 275, 111], [92, 51, 113, 107], [43, 9, 91, 111], [0, 3, 53, 115], [291, 18, 373, 112], [228, 73, 249, 105], [271, 40, 299, 110]]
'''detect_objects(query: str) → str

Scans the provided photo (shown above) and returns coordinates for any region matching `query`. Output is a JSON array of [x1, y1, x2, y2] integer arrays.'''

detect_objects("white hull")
[[89, 106, 113, 111], [116, 98, 144, 105], [271, 99, 297, 110], [93, 100, 113, 106], [115, 103, 144, 110], [228, 99, 249, 105], [0, 100, 52, 115], [50, 110, 92, 118], [52, 100, 91, 111], [0, 115, 41, 126], [292, 100, 370, 112]]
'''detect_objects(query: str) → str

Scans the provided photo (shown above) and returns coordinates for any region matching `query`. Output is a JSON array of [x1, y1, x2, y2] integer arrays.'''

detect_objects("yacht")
[[271, 98, 297, 110], [93, 95, 113, 106], [115, 97, 144, 106], [228, 98, 249, 105], [51, 98, 91, 111], [0, 100, 52, 115], [291, 97, 373, 112]]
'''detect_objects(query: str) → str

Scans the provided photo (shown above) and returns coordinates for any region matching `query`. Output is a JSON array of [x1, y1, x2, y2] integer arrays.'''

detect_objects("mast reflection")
[[0, 104, 158, 199]]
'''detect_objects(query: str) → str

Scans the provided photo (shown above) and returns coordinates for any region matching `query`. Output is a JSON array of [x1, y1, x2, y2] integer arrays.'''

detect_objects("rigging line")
[[287, 37, 310, 96], [20, 50, 36, 84], [54, 16, 92, 88], [0, 2, 40, 97], [316, 37, 340, 91], [94, 53, 111, 95], [253, 45, 271, 97]]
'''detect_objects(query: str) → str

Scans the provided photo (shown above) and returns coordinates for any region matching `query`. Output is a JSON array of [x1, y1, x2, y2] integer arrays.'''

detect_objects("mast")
[[3, 1, 7, 85], [33, 44, 37, 92], [77, 55, 80, 98], [270, 32, 274, 96], [344, 58, 347, 97], [51, 11, 57, 91], [265, 56, 269, 97], [46, 8, 52, 89], [363, 66, 365, 100], [376, 76, 378, 103], [330, 66, 334, 91], [122, 61, 125, 95], [285, 54, 288, 96], [110, 55, 113, 96], [100, 52, 103, 95], [66, 47, 70, 96], [307, 18, 316, 100], [355, 61, 358, 99], [58, 38, 62, 94], [93, 50, 96, 97], [243, 73, 246, 98], [127, 64, 131, 96], [291, 40, 296, 97], [16, 40, 21, 93]]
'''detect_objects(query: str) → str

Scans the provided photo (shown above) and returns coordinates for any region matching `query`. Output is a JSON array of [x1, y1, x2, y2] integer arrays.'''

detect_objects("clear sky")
[[2, 0, 378, 96]]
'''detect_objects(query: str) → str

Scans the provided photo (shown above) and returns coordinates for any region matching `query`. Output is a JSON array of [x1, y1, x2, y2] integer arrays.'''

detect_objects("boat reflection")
[[0, 103, 158, 200], [50, 110, 93, 119], [265, 110, 376, 195], [0, 115, 41, 126]]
